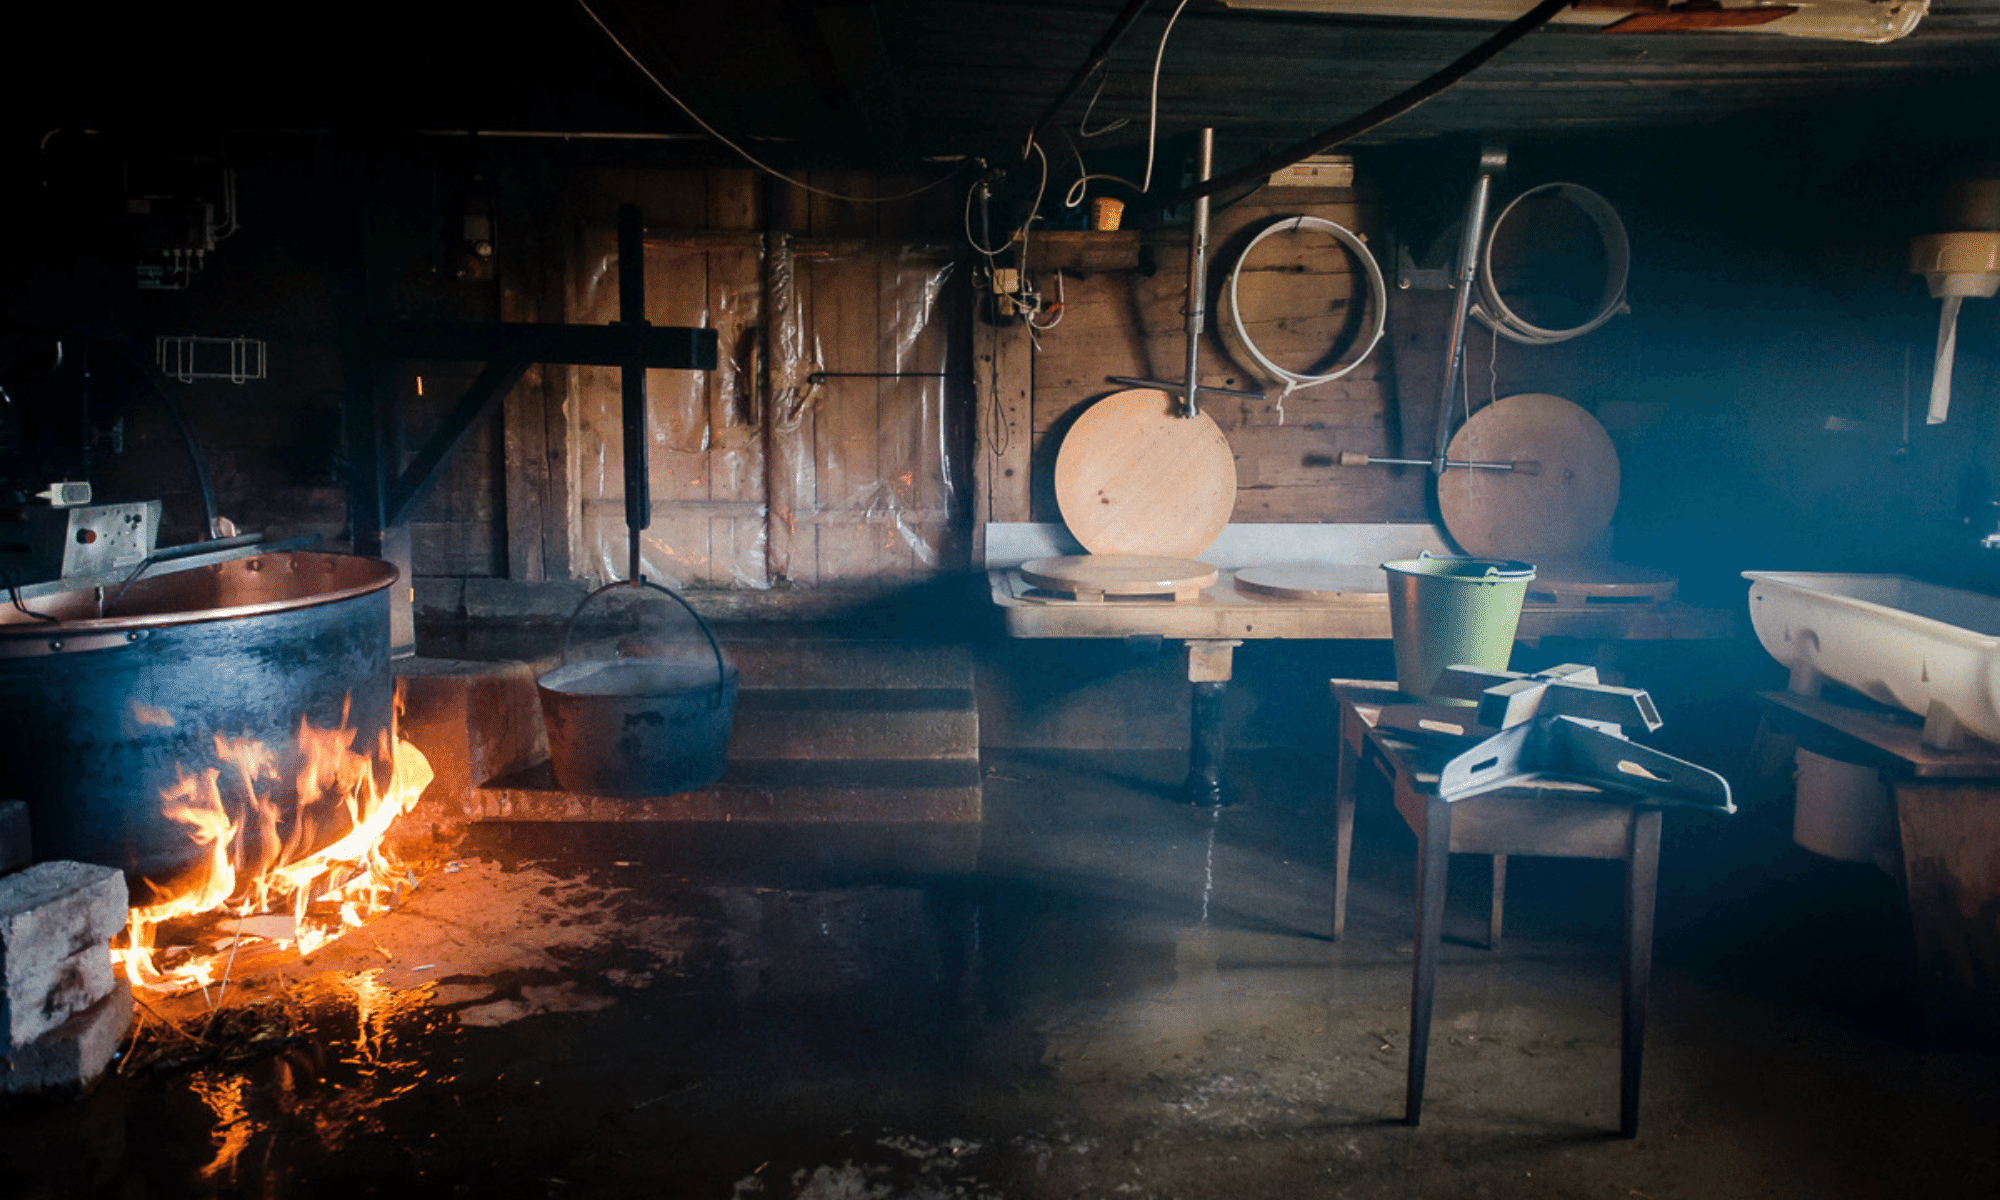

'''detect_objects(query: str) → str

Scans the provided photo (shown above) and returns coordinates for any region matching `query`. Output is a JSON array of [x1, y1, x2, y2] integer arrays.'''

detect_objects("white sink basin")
[[1744, 571, 2000, 741]]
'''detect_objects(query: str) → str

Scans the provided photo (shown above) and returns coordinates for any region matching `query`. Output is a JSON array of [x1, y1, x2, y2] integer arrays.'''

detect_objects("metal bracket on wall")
[[156, 335, 267, 384], [1394, 242, 1455, 292]]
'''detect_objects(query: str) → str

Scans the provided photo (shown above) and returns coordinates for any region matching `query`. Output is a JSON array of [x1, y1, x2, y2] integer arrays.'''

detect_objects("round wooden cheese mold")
[[1436, 393, 1619, 563], [1019, 555, 1219, 603], [1233, 564, 1388, 602], [1054, 389, 1238, 559], [1525, 559, 1677, 607]]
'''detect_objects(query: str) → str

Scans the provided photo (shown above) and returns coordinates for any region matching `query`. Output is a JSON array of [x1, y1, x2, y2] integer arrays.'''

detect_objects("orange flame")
[[113, 687, 435, 992]]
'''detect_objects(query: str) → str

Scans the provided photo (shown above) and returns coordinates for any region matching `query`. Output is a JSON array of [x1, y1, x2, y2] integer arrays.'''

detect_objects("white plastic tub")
[[1744, 571, 2000, 741]]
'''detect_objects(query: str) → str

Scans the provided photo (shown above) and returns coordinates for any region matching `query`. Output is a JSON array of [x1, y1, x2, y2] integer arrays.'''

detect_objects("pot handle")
[[557, 578, 731, 701]]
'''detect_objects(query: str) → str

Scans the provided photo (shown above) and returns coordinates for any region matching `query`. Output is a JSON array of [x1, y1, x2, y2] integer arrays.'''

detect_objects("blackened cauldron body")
[[0, 552, 397, 890]]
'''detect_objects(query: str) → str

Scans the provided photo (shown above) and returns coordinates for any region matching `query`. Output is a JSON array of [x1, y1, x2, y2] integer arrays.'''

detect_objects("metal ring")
[[1223, 215, 1388, 392], [1473, 182, 1630, 345]]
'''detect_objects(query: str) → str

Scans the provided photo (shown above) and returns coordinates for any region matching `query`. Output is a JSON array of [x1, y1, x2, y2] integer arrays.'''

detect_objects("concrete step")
[[467, 639, 983, 824], [727, 640, 975, 691], [728, 686, 977, 761], [475, 758, 982, 824]]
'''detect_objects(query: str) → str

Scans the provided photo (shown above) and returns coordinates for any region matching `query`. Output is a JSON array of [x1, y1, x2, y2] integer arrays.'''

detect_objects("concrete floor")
[[5, 746, 1997, 1200]]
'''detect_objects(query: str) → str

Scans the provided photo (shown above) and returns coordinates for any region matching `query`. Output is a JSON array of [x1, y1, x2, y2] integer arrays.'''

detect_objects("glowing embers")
[[112, 690, 435, 993]]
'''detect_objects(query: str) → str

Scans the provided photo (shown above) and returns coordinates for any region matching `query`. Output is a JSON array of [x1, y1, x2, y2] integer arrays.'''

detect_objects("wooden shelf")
[[1022, 230, 1142, 275]]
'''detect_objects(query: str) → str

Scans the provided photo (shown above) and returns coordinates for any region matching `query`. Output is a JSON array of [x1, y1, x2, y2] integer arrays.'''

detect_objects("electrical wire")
[[574, 0, 961, 205], [1061, 129, 1140, 212], [0, 563, 59, 624], [1141, 0, 1571, 214], [1141, 0, 1192, 195], [1076, 68, 1130, 138]]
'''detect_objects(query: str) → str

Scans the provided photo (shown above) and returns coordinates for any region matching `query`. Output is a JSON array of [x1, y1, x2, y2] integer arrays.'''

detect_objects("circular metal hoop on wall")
[[1473, 182, 1631, 345], [1223, 215, 1388, 394]]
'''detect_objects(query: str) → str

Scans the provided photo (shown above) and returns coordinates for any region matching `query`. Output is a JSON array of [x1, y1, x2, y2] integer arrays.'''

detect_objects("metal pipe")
[[1182, 127, 1214, 418], [1431, 145, 1506, 474], [616, 204, 651, 582]]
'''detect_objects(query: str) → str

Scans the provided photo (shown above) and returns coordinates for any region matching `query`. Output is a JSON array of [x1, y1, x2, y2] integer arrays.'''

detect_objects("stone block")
[[0, 800, 28, 876], [390, 658, 550, 849], [1, 861, 127, 1051], [0, 980, 132, 1096]]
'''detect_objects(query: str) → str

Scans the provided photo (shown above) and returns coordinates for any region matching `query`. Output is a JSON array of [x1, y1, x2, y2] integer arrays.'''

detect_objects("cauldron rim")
[[0, 551, 398, 636]]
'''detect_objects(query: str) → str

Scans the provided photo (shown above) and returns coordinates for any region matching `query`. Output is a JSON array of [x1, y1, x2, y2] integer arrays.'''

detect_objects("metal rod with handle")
[[617, 203, 650, 582], [1339, 452, 1539, 475], [1107, 375, 1263, 401], [1431, 145, 1507, 474]]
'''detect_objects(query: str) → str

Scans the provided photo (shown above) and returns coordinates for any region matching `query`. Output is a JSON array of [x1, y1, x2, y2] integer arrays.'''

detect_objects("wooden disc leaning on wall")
[[1019, 555, 1219, 603], [1054, 389, 1238, 559], [1436, 393, 1620, 563]]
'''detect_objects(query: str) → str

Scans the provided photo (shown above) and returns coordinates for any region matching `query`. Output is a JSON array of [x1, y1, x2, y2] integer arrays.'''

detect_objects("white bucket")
[[1793, 748, 1894, 868]]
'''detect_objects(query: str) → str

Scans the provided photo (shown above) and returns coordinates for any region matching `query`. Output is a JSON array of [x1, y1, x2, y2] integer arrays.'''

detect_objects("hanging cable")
[[1140, 0, 1572, 214], [1076, 67, 1130, 139], [1140, 0, 1192, 195], [1022, 0, 1157, 153], [575, 0, 962, 204]]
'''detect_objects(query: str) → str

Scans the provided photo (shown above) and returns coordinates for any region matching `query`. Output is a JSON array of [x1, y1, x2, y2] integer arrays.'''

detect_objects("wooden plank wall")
[[557, 167, 963, 590], [979, 181, 1431, 533]]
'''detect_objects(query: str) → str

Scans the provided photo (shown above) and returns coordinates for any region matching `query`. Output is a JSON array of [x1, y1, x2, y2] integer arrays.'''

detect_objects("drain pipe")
[[1431, 144, 1506, 473], [1182, 127, 1214, 418]]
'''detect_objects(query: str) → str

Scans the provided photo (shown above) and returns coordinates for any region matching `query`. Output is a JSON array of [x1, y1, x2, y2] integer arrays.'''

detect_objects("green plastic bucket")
[[1381, 553, 1536, 700]]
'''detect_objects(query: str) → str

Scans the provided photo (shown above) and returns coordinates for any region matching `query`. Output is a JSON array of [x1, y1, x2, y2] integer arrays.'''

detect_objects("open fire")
[[112, 687, 435, 993]]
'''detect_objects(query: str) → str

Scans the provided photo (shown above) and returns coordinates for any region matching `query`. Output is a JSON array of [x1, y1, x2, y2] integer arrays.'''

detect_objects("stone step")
[[1, 861, 127, 1052], [728, 686, 978, 761], [431, 640, 983, 827], [0, 980, 132, 1096], [726, 640, 975, 691], [476, 757, 982, 824]]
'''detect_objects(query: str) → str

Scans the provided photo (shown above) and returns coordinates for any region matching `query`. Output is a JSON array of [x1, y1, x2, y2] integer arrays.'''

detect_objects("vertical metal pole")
[[1431, 144, 1506, 473], [617, 204, 650, 583], [1182, 127, 1214, 418]]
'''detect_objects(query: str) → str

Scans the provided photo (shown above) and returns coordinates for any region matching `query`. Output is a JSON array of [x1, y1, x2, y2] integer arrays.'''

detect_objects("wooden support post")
[[762, 228, 806, 584], [1621, 807, 1663, 1138], [1488, 854, 1507, 950], [1185, 640, 1240, 807], [1406, 791, 1452, 1126], [1332, 705, 1361, 942]]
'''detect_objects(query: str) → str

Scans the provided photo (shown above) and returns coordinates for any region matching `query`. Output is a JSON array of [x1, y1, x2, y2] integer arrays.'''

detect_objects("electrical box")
[[0, 501, 162, 586]]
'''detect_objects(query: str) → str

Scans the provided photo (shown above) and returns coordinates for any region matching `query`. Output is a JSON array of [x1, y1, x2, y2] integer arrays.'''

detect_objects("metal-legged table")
[[1331, 680, 1664, 1137]]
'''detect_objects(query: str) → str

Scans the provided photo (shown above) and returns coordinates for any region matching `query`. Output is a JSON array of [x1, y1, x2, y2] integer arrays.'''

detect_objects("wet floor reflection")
[[10, 748, 1991, 1200]]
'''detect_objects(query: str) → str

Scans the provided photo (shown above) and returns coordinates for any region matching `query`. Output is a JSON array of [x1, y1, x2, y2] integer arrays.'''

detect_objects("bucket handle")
[[557, 578, 731, 705]]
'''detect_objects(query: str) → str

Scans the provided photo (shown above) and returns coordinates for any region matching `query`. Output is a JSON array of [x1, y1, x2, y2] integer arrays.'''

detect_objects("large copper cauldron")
[[0, 551, 396, 889]]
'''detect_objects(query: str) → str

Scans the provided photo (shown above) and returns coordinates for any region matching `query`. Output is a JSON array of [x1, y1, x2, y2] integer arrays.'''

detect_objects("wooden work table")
[[989, 567, 1735, 643], [990, 564, 1734, 804], [1331, 680, 1666, 1136]]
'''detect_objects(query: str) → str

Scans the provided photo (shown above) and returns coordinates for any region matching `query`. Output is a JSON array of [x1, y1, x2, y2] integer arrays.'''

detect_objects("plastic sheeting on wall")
[[568, 227, 959, 589]]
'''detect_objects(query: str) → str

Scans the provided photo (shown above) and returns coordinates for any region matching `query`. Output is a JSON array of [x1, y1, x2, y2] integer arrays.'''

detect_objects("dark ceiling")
[[6, 2, 2000, 174]]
